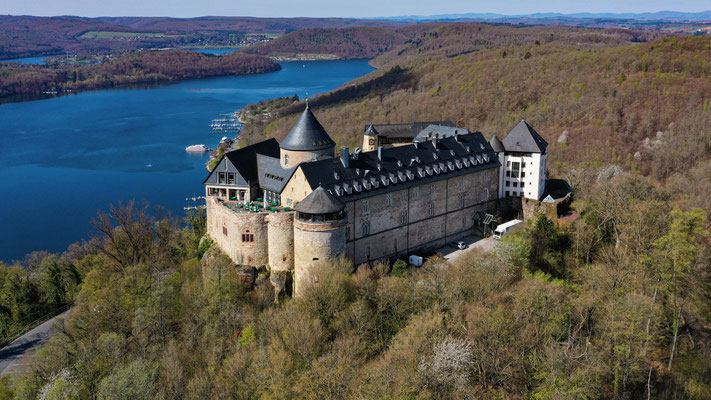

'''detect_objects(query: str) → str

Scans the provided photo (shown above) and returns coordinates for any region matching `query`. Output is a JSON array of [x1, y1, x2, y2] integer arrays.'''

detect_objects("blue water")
[[0, 60, 374, 261], [0, 56, 48, 64]]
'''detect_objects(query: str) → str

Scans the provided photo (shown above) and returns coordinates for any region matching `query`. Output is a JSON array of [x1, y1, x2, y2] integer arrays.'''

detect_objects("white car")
[[456, 241, 467, 250]]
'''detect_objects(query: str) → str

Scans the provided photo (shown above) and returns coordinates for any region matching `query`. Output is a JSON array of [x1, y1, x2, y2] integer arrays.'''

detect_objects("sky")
[[0, 0, 709, 18]]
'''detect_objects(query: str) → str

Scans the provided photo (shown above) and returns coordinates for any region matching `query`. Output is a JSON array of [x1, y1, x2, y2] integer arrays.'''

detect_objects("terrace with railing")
[[214, 197, 292, 214]]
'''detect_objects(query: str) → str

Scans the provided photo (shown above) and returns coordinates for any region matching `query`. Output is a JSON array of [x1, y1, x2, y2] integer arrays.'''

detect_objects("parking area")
[[437, 233, 497, 261]]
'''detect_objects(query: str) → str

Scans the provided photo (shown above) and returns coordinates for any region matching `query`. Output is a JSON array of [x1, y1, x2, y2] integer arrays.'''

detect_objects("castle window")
[[218, 172, 226, 184], [400, 211, 407, 225], [522, 162, 526, 168], [362, 220, 370, 236], [429, 184, 434, 195], [459, 179, 465, 189], [506, 181, 510, 187], [520, 182, 525, 188], [440, 222, 445, 233], [413, 187, 419, 199], [242, 232, 254, 243], [521, 172, 526, 178], [386, 194, 392, 207], [346, 226, 350, 239], [227, 172, 236, 185], [482, 188, 489, 202], [512, 182, 518, 188], [284, 154, 289, 166], [506, 161, 510, 167], [511, 162, 520, 178], [401, 192, 407, 204], [223, 226, 228, 236], [362, 200, 369, 214], [505, 190, 510, 197], [482, 173, 488, 184], [428, 203, 434, 217], [458, 193, 464, 209], [506, 171, 511, 177]]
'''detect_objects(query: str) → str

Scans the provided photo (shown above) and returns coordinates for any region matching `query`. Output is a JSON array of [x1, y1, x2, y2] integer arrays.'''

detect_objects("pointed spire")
[[280, 106, 335, 151]]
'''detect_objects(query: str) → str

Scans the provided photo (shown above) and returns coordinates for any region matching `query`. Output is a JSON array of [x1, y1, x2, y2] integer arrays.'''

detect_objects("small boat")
[[186, 144, 209, 152]]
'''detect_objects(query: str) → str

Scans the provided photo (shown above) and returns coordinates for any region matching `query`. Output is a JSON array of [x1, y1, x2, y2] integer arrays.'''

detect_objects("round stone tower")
[[279, 104, 336, 168], [293, 187, 347, 297], [266, 211, 295, 300]]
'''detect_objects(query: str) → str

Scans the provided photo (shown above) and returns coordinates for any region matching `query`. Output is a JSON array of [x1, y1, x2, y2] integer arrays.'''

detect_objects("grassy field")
[[79, 31, 169, 39]]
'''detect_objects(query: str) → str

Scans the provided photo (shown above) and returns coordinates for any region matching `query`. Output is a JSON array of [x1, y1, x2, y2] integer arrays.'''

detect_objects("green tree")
[[652, 208, 709, 370]]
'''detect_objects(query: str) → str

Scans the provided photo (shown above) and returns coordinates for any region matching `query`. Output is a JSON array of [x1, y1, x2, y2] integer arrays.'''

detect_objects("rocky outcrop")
[[200, 245, 257, 290]]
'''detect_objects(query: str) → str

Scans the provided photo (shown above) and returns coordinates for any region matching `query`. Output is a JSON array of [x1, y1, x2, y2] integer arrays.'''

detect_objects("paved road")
[[0, 310, 70, 376], [438, 234, 497, 261]]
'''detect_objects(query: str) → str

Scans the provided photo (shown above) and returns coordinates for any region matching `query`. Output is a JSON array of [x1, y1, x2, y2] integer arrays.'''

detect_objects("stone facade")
[[280, 148, 333, 169], [344, 167, 499, 265], [293, 216, 347, 297]]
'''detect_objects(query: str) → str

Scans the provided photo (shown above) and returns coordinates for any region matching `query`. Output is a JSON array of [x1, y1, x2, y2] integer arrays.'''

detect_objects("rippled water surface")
[[0, 60, 374, 261]]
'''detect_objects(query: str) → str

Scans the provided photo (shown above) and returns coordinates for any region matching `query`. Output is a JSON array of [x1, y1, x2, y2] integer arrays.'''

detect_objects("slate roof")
[[296, 131, 500, 202], [364, 125, 380, 136], [294, 186, 346, 214], [414, 124, 469, 141], [256, 154, 297, 194], [502, 120, 548, 154], [363, 121, 456, 138], [541, 179, 572, 203], [280, 106, 335, 151], [489, 134, 505, 153], [203, 138, 280, 184]]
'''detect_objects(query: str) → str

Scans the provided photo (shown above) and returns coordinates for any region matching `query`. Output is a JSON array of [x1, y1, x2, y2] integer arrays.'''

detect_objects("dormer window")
[[284, 154, 289, 166]]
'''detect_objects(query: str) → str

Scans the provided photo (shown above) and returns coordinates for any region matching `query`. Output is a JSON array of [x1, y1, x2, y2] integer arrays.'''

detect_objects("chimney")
[[340, 147, 349, 167], [377, 146, 383, 161]]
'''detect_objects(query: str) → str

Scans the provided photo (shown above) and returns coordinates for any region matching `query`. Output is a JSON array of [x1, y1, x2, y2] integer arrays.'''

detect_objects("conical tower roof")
[[280, 105, 335, 151], [489, 134, 504, 153], [294, 186, 345, 215], [364, 124, 380, 135], [502, 120, 548, 153]]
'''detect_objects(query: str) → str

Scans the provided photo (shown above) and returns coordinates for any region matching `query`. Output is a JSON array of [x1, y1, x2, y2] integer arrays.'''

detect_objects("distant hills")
[[385, 10, 711, 22], [0, 15, 406, 59]]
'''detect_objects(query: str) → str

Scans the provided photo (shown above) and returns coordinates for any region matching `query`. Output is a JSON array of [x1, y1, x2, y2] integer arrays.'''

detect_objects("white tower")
[[490, 120, 548, 201]]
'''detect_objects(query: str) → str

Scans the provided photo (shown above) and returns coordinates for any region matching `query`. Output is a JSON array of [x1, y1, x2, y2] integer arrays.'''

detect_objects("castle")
[[203, 105, 569, 297]]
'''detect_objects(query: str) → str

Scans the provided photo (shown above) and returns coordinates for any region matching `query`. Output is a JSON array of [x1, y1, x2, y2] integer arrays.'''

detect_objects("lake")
[[0, 59, 374, 262]]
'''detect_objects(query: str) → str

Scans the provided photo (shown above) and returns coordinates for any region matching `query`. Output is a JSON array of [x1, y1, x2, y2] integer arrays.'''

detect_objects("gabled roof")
[[502, 120, 548, 154], [256, 154, 297, 194], [203, 139, 280, 184], [294, 186, 345, 214], [296, 131, 500, 202], [489, 134, 505, 153], [280, 106, 335, 151], [540, 178, 572, 203], [363, 121, 456, 138], [414, 124, 469, 141], [364, 124, 380, 136]]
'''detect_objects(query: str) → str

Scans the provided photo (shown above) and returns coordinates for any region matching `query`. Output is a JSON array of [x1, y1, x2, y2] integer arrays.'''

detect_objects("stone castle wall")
[[206, 198, 269, 267], [266, 212, 295, 272], [293, 217, 347, 297]]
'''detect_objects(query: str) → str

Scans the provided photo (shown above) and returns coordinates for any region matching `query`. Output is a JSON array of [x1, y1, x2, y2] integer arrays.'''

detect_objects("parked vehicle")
[[409, 255, 424, 266], [493, 219, 523, 240], [456, 241, 467, 250]]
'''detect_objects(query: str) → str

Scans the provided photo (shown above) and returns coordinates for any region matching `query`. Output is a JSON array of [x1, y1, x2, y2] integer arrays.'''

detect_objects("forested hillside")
[[2, 21, 711, 400], [240, 28, 711, 184], [242, 24, 442, 59], [1, 167, 710, 398], [0, 51, 280, 100], [0, 15, 405, 59]]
